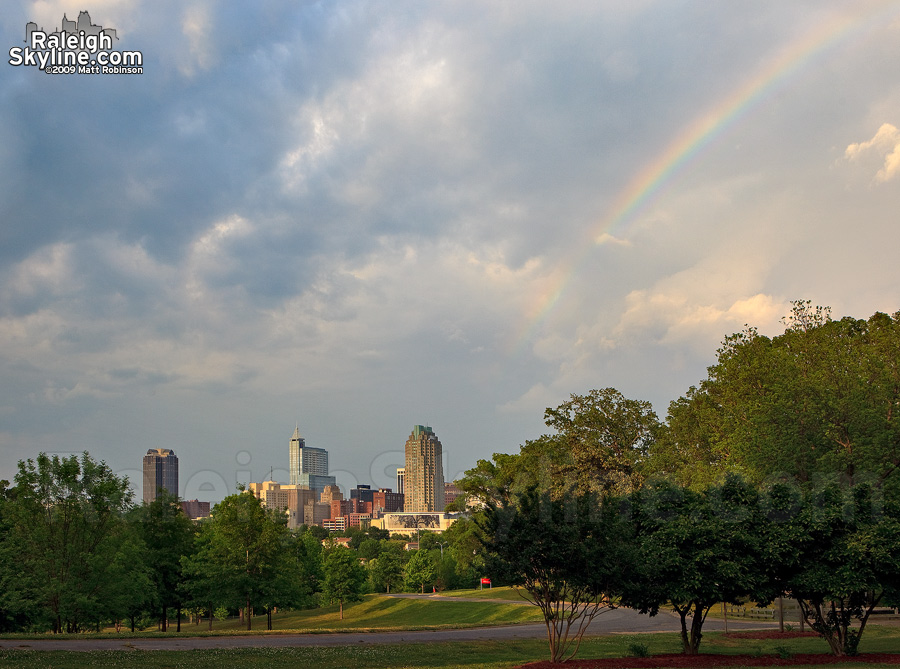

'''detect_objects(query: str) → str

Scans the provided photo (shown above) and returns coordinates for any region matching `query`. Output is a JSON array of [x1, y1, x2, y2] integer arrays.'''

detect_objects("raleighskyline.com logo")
[[8, 10, 143, 75]]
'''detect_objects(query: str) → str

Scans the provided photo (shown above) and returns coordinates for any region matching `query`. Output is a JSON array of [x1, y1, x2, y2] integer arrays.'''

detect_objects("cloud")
[[844, 123, 900, 183], [3, 1, 900, 496], [615, 291, 786, 347]]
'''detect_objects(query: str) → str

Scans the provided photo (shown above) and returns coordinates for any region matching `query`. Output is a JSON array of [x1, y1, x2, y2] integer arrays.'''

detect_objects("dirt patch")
[[518, 653, 900, 667]]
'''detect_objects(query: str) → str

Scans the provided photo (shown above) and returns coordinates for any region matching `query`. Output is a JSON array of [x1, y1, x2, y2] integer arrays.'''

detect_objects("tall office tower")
[[403, 425, 445, 512], [288, 426, 336, 492], [396, 467, 405, 494], [142, 448, 179, 504]]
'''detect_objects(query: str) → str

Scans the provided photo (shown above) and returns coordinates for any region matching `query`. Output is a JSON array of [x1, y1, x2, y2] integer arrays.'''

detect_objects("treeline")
[[0, 454, 482, 634], [461, 302, 900, 661]]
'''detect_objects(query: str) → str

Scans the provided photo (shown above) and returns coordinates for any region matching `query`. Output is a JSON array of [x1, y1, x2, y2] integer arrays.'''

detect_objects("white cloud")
[[4, 1, 900, 494], [844, 123, 900, 183], [180, 2, 215, 75]]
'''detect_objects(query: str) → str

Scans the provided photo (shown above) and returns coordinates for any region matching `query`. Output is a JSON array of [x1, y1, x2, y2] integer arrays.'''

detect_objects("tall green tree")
[[180, 521, 221, 631], [403, 548, 437, 594], [441, 516, 482, 585], [766, 481, 900, 656], [2, 453, 137, 633], [185, 491, 299, 630], [455, 449, 548, 508], [624, 476, 769, 655], [545, 388, 660, 496], [652, 303, 900, 489], [480, 487, 630, 663], [457, 390, 659, 506], [131, 491, 196, 631], [322, 547, 367, 619], [369, 548, 403, 593]]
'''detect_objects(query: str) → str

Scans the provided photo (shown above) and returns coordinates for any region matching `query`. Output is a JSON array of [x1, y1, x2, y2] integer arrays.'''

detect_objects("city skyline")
[[3, 2, 900, 504]]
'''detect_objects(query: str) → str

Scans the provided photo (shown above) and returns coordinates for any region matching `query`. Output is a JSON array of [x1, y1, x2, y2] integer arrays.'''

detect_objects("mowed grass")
[[4, 626, 900, 668], [0, 594, 543, 641], [436, 585, 530, 601], [211, 593, 543, 631]]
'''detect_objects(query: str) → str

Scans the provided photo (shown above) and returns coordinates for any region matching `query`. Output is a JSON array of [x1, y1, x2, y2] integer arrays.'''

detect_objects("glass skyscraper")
[[142, 448, 178, 504], [288, 425, 336, 492]]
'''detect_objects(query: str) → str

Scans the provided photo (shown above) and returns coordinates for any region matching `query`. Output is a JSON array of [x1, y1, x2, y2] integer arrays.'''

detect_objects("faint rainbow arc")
[[510, 1, 900, 355]]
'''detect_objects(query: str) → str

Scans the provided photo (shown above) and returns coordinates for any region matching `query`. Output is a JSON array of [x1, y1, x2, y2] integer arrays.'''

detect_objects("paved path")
[[0, 603, 777, 652]]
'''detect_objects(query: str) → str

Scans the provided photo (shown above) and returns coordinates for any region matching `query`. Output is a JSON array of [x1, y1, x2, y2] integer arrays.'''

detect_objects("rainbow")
[[512, 0, 900, 353]]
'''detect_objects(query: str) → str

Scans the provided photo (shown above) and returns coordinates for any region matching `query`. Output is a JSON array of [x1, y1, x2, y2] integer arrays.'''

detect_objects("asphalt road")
[[0, 603, 777, 652]]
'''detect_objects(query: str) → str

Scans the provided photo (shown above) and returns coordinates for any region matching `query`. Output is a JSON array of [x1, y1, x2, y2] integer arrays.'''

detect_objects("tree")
[[544, 388, 660, 496], [369, 549, 403, 593], [2, 453, 136, 633], [456, 451, 541, 508], [646, 385, 729, 490], [131, 491, 195, 631], [322, 547, 366, 619], [456, 390, 660, 506], [403, 549, 437, 594], [767, 481, 900, 656], [442, 516, 483, 586], [290, 531, 324, 606], [357, 537, 382, 561], [298, 523, 330, 541], [185, 491, 298, 630], [180, 522, 221, 631], [654, 303, 900, 489], [624, 476, 769, 655], [480, 487, 629, 663]]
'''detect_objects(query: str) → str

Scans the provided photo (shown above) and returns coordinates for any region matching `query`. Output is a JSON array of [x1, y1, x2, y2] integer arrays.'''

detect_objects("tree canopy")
[[650, 303, 900, 490], [623, 475, 770, 655], [1, 453, 138, 633], [480, 487, 630, 663]]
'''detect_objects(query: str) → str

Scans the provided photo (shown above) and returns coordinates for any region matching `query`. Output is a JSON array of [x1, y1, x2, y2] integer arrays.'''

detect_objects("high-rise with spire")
[[403, 425, 445, 512], [288, 425, 335, 493]]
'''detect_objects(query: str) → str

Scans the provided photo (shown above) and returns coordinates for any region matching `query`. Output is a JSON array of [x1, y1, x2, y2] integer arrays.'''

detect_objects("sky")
[[2, 1, 900, 504]]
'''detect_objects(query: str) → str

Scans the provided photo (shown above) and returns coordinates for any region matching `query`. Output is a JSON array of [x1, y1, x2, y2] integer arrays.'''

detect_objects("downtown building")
[[288, 426, 336, 493], [247, 480, 330, 528], [142, 448, 178, 504], [402, 425, 445, 512]]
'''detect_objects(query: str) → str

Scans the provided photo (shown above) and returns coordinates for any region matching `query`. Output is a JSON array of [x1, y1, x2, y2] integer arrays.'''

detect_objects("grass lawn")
[[0, 594, 542, 641], [212, 593, 544, 631], [436, 586, 529, 601], [3, 623, 900, 668], [3, 626, 900, 668]]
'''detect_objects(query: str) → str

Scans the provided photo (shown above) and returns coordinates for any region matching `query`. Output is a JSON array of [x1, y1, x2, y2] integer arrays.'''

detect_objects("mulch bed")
[[518, 654, 900, 667], [723, 631, 821, 640]]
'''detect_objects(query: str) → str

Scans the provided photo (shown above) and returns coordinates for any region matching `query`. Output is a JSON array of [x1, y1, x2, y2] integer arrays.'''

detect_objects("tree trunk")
[[208, 603, 213, 631], [677, 608, 691, 654], [162, 604, 167, 632], [676, 603, 705, 654], [246, 594, 252, 630], [340, 598, 344, 620], [689, 605, 705, 654]]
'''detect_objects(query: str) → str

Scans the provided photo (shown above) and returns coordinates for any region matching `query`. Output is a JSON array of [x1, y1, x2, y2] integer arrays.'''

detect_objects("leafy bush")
[[775, 645, 793, 659], [626, 642, 650, 657]]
